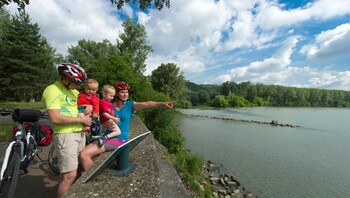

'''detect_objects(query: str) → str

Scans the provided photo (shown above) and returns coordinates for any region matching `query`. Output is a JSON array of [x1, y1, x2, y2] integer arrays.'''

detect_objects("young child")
[[98, 85, 121, 146], [77, 79, 100, 132]]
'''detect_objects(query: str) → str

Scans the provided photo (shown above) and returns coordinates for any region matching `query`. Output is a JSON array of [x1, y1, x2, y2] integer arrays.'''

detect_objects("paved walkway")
[[0, 141, 58, 198], [65, 116, 190, 197]]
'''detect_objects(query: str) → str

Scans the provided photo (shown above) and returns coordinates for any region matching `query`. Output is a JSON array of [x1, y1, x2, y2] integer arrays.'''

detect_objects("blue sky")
[[7, 0, 350, 90]]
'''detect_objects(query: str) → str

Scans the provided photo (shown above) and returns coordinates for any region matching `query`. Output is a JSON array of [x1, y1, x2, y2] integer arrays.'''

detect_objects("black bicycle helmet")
[[58, 63, 88, 86]]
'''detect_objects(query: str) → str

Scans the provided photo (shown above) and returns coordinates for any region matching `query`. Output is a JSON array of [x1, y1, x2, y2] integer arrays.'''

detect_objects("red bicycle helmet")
[[58, 63, 88, 86], [114, 81, 130, 91]]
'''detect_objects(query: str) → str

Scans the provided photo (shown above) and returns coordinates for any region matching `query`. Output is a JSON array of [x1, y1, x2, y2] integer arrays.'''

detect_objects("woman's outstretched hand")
[[164, 101, 174, 109]]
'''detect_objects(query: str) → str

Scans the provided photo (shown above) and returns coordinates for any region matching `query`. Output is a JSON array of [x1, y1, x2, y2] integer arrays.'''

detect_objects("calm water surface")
[[176, 107, 350, 198]]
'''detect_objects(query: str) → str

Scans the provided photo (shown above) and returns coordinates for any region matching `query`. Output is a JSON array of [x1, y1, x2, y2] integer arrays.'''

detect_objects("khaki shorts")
[[55, 132, 85, 173]]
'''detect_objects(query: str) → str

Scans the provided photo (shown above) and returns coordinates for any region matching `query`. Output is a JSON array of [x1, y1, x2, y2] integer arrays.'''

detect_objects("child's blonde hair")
[[102, 85, 115, 95], [84, 79, 98, 88]]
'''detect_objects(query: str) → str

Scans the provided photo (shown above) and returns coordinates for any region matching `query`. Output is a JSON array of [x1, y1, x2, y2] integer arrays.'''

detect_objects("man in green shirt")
[[42, 63, 92, 198]]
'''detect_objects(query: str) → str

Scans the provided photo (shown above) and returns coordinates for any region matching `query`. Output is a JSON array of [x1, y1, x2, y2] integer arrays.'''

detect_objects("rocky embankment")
[[205, 161, 257, 198], [182, 113, 300, 128]]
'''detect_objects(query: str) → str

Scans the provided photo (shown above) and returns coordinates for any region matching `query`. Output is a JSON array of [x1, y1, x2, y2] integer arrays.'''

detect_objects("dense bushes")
[[134, 88, 209, 197]]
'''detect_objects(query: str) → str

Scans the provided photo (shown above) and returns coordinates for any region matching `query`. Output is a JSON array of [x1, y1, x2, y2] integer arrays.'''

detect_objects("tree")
[[0, 8, 10, 35], [66, 38, 139, 93], [0, 0, 28, 11], [197, 90, 210, 104], [0, 11, 56, 101], [1, 0, 170, 11], [111, 0, 170, 10], [150, 63, 185, 99], [211, 95, 229, 107], [67, 39, 118, 74], [117, 17, 153, 75]]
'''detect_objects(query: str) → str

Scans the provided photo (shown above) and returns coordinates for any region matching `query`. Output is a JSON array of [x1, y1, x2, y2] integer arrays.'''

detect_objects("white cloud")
[[255, 0, 350, 29], [5, 0, 350, 91], [307, 71, 350, 90], [141, 0, 350, 90], [142, 0, 350, 76], [7, 0, 123, 55], [121, 4, 134, 18], [300, 23, 350, 59], [145, 46, 206, 75], [214, 36, 299, 84], [214, 36, 350, 90]]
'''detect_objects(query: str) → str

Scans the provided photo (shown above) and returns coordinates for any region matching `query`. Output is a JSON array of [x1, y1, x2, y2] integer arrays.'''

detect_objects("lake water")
[[176, 107, 350, 198]]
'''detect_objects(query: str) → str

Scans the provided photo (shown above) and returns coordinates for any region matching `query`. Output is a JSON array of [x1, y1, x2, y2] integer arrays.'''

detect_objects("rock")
[[213, 192, 219, 198], [243, 192, 255, 198], [218, 189, 227, 196], [204, 160, 256, 198], [210, 177, 220, 183], [219, 177, 226, 186], [227, 181, 238, 187]]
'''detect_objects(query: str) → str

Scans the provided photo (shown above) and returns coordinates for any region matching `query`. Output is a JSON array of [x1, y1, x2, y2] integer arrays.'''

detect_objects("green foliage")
[[227, 94, 250, 107], [150, 63, 186, 99], [110, 0, 170, 10], [91, 54, 135, 87], [0, 122, 14, 141], [251, 96, 269, 106], [189, 90, 210, 106], [174, 150, 207, 196], [141, 106, 184, 154], [175, 100, 191, 109], [0, 101, 45, 109], [0, 0, 29, 11], [117, 17, 154, 75], [1, 0, 171, 11], [0, 11, 56, 101], [67, 39, 118, 73], [186, 81, 208, 92], [211, 95, 229, 107], [188, 80, 350, 108]]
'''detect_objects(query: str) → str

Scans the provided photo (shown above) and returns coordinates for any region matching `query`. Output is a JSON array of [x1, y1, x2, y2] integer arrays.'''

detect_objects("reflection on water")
[[176, 107, 350, 198]]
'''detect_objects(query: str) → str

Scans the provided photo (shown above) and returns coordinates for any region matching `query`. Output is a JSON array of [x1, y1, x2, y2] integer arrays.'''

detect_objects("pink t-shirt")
[[99, 99, 115, 123]]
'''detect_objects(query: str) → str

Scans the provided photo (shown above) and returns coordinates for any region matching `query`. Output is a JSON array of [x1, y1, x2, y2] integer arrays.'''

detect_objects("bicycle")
[[48, 120, 101, 175], [0, 108, 44, 198]]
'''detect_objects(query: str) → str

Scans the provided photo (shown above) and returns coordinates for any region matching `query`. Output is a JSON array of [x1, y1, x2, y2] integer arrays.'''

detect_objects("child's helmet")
[[114, 81, 130, 91], [58, 63, 88, 86]]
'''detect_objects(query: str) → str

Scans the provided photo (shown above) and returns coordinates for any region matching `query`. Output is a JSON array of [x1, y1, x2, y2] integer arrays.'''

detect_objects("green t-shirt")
[[42, 81, 84, 133]]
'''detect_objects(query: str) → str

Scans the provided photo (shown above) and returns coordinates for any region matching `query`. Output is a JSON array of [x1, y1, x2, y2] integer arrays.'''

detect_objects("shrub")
[[211, 95, 229, 107]]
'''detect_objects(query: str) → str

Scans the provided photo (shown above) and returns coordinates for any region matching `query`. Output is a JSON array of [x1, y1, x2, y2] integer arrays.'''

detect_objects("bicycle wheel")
[[0, 145, 21, 198], [48, 145, 59, 175]]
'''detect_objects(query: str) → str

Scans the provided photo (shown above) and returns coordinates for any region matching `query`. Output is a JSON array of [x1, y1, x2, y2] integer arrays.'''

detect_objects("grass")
[[0, 122, 16, 141], [0, 101, 45, 110]]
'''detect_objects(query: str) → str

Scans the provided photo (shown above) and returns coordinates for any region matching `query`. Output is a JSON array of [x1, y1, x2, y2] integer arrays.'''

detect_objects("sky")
[[6, 0, 350, 90]]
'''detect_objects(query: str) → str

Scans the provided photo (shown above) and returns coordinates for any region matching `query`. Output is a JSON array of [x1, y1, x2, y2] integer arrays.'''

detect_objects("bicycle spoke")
[[48, 146, 59, 175]]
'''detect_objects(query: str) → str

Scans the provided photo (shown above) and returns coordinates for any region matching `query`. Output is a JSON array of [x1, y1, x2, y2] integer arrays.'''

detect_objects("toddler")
[[98, 85, 121, 145], [77, 79, 100, 132]]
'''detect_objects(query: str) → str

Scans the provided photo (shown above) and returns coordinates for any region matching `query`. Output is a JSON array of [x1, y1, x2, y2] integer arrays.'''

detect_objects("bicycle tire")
[[0, 145, 21, 198], [48, 145, 59, 175]]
